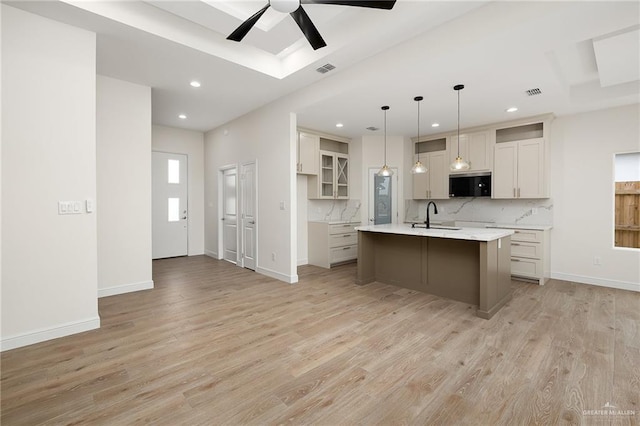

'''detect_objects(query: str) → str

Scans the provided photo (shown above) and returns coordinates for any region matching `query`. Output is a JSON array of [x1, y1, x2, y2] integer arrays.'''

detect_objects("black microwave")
[[449, 173, 491, 197]]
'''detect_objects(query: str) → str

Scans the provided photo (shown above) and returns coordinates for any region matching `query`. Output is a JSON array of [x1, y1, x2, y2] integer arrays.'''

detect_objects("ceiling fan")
[[227, 0, 397, 50]]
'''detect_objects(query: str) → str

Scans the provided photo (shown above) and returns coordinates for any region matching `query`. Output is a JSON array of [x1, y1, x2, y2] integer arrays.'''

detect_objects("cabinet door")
[[493, 142, 518, 198], [335, 153, 349, 199], [298, 132, 319, 175], [468, 131, 492, 171], [320, 152, 335, 199], [517, 138, 545, 198], [412, 155, 429, 199], [428, 151, 449, 199], [449, 135, 469, 171]]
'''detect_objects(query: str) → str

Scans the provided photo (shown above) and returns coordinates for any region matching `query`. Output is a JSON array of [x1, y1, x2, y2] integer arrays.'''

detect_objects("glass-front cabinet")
[[318, 151, 348, 199]]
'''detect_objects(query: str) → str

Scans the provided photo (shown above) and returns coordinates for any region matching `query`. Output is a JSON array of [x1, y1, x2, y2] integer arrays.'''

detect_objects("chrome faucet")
[[426, 201, 438, 229]]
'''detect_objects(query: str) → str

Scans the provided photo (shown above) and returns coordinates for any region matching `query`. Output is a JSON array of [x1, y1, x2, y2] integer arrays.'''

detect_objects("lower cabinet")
[[496, 227, 550, 285], [308, 221, 360, 268]]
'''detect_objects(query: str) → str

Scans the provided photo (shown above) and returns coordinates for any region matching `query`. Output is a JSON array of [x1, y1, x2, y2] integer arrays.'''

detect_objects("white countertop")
[[355, 223, 514, 242], [309, 220, 361, 225]]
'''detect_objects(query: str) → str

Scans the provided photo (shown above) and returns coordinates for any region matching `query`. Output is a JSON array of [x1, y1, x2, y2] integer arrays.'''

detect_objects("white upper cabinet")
[[413, 138, 449, 200], [493, 121, 549, 199], [449, 130, 494, 173], [297, 131, 319, 175]]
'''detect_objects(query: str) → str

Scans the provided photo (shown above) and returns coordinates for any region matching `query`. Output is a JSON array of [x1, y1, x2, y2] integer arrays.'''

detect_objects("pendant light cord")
[[457, 88, 460, 157], [417, 98, 420, 162]]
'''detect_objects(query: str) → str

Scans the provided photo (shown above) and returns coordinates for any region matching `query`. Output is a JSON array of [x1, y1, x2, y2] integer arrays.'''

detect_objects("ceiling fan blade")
[[290, 7, 327, 50], [227, 4, 270, 42], [301, 0, 396, 10]]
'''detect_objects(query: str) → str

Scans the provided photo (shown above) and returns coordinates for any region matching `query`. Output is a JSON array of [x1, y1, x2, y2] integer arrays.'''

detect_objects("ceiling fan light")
[[378, 164, 394, 176], [271, 0, 300, 13], [411, 160, 427, 174], [450, 156, 470, 171]]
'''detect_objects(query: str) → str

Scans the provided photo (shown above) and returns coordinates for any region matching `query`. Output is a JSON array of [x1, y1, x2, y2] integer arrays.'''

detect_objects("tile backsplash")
[[405, 198, 553, 226], [308, 199, 361, 222]]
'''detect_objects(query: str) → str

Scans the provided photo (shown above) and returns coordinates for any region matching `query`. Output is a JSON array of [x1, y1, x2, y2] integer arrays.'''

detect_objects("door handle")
[[248, 220, 255, 224], [181, 216, 187, 220]]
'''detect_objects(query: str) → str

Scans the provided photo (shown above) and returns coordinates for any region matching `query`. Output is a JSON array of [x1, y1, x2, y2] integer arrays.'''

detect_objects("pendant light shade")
[[450, 84, 470, 172], [378, 105, 394, 176], [411, 96, 427, 174]]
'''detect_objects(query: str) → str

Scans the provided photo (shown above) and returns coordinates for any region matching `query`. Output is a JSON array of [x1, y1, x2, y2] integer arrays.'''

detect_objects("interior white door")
[[240, 162, 257, 270], [222, 167, 238, 264], [152, 152, 188, 259], [368, 167, 398, 225]]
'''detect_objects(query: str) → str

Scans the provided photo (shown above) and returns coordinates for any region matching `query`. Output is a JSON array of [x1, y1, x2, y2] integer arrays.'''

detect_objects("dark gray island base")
[[356, 225, 513, 319]]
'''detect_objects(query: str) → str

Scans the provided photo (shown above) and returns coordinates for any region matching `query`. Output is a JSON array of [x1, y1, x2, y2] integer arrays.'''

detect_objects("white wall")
[[205, 109, 297, 283], [96, 76, 153, 298], [1, 6, 99, 350], [152, 125, 205, 256], [551, 104, 640, 291]]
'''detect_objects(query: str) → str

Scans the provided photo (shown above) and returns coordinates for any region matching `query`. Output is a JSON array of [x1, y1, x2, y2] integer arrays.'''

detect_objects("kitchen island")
[[355, 224, 514, 319]]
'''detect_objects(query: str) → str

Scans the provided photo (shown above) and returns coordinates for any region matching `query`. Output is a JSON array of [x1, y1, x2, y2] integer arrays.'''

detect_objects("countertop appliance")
[[449, 172, 491, 197]]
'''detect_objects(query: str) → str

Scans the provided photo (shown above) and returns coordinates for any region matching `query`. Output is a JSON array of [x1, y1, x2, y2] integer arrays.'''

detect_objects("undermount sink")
[[410, 223, 461, 230]]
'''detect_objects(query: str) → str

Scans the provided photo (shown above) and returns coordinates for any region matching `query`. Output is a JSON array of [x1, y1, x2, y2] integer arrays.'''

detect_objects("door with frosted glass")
[[368, 167, 398, 225], [223, 167, 238, 264], [152, 152, 188, 259]]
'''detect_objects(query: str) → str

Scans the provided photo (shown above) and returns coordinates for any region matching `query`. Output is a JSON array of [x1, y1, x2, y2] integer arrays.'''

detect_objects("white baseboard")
[[1, 316, 101, 352], [98, 280, 154, 298], [551, 272, 640, 292], [256, 266, 298, 284], [297, 258, 308, 266], [205, 250, 218, 259], [188, 250, 205, 256]]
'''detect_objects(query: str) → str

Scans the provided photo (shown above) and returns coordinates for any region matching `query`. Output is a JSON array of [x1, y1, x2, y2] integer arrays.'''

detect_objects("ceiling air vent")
[[316, 63, 336, 74], [526, 88, 542, 96], [366, 126, 379, 131]]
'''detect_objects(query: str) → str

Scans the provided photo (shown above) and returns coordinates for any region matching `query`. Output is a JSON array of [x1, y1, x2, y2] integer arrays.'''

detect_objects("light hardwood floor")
[[2, 256, 639, 425]]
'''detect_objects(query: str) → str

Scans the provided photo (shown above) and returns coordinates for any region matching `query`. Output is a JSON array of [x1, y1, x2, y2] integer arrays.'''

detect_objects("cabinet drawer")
[[511, 257, 542, 278], [329, 223, 359, 235], [330, 232, 357, 248], [511, 229, 542, 243], [330, 245, 357, 264], [511, 241, 541, 259]]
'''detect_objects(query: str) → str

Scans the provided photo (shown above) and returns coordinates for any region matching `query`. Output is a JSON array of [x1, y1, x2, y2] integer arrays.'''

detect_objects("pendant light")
[[450, 84, 470, 172], [411, 96, 427, 174], [378, 105, 393, 176]]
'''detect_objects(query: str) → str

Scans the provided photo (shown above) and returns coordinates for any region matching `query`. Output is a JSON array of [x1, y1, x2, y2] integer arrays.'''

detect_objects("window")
[[614, 152, 640, 249], [168, 198, 180, 222], [168, 159, 180, 184]]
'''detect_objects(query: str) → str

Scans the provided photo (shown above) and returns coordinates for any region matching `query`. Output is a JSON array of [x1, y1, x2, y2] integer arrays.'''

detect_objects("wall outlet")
[[593, 256, 602, 266], [280, 201, 286, 210], [271, 252, 276, 261]]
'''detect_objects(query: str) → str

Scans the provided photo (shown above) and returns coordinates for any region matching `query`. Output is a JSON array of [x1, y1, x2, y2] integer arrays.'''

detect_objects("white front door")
[[222, 167, 238, 264], [240, 161, 257, 270], [368, 167, 398, 225], [152, 152, 188, 259]]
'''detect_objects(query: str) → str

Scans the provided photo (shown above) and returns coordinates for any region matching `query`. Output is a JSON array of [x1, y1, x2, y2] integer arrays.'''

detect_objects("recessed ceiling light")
[[178, 114, 187, 119], [506, 107, 518, 113], [190, 81, 201, 88], [336, 123, 344, 128], [431, 123, 440, 128]]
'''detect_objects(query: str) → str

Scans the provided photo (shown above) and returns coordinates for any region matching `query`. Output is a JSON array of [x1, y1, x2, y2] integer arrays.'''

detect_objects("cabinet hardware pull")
[[513, 188, 516, 197], [343, 234, 350, 237], [518, 188, 521, 197], [343, 247, 350, 250], [512, 258, 521, 262], [512, 243, 521, 246]]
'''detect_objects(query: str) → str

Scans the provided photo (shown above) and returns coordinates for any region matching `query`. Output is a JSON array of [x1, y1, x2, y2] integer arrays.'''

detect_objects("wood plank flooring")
[[2, 255, 639, 425]]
